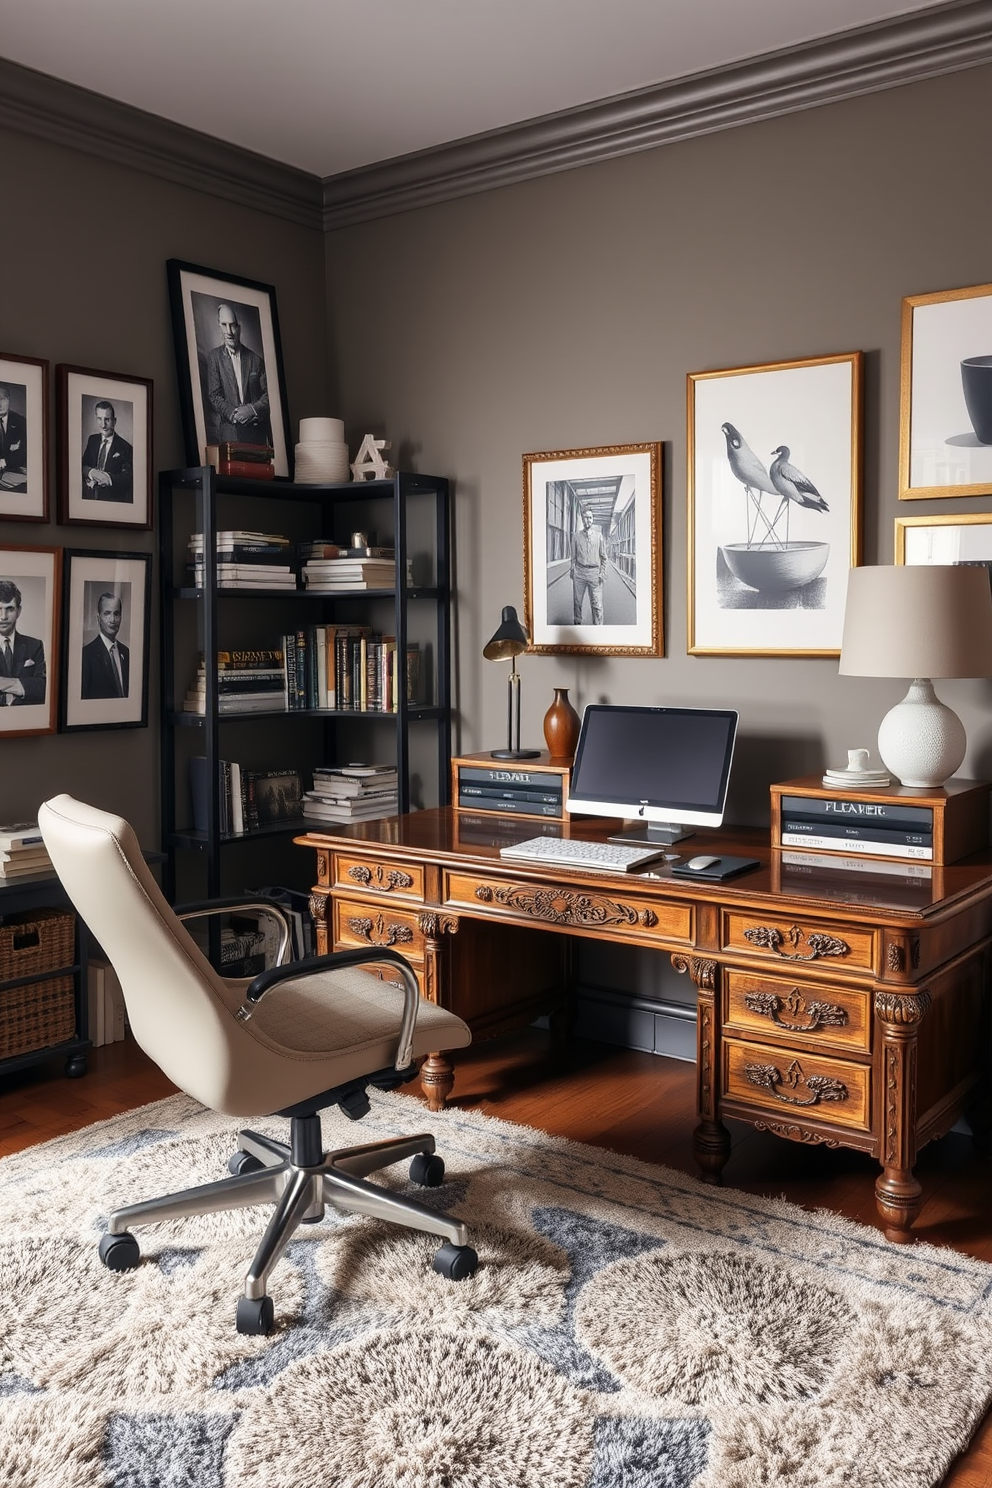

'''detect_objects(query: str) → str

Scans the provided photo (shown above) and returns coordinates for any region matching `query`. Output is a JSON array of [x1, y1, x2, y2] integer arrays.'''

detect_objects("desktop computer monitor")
[[566, 704, 739, 844]]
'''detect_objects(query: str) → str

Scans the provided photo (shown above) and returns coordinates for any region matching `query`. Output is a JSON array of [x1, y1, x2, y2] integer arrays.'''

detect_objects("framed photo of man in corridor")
[[60, 550, 151, 732], [522, 443, 663, 656]]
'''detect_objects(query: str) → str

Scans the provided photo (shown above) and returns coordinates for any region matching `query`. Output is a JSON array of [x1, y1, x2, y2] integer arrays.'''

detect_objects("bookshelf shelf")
[[159, 465, 452, 899]]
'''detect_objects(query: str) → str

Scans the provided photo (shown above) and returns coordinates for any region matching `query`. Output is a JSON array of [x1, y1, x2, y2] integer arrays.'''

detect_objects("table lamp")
[[839, 564, 992, 788], [483, 605, 540, 760]]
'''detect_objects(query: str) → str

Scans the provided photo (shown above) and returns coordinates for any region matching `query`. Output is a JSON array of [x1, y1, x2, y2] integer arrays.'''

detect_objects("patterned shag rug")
[[2, 1091, 991, 1488]]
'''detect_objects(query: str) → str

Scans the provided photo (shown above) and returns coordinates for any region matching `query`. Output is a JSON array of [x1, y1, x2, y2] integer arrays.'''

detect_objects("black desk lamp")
[[483, 605, 540, 760]]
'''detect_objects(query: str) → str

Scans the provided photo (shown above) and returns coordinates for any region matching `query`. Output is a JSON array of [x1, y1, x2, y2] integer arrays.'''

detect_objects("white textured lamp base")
[[876, 679, 966, 789]]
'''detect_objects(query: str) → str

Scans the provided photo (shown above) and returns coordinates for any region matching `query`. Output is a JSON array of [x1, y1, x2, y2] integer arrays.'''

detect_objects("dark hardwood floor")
[[2, 1029, 990, 1485]]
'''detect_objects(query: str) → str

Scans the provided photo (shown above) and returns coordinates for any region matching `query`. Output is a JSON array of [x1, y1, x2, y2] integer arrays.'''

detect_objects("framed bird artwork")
[[899, 281, 992, 500], [687, 352, 863, 657]]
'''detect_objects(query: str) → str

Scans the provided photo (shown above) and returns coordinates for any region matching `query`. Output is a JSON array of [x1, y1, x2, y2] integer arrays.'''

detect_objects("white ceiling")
[[2, 0, 945, 178]]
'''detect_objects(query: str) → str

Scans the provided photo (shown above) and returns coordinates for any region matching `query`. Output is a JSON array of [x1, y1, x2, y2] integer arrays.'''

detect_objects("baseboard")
[[571, 984, 697, 1062]]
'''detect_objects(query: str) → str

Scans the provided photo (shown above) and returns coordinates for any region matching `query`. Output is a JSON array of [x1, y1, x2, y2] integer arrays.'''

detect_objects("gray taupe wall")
[[3, 129, 326, 843], [6, 61, 992, 861], [324, 62, 992, 820]]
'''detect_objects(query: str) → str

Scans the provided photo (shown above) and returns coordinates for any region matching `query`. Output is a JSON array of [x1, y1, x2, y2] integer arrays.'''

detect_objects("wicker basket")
[[0, 975, 75, 1059], [0, 907, 75, 981], [0, 908, 77, 1058]]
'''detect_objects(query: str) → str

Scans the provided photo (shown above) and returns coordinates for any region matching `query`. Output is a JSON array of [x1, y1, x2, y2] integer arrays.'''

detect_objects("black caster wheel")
[[65, 1055, 87, 1079], [236, 1295, 275, 1336], [409, 1152, 445, 1187], [432, 1241, 478, 1281], [228, 1150, 264, 1176], [99, 1231, 140, 1271]]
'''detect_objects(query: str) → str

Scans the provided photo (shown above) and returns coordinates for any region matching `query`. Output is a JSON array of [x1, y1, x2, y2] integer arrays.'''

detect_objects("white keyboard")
[[499, 836, 666, 872]]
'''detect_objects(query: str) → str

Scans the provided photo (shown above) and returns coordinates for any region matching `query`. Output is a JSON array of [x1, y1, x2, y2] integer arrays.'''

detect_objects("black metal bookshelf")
[[159, 467, 452, 899]]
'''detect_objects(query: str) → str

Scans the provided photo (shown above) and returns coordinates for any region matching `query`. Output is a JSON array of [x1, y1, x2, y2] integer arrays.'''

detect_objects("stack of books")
[[204, 442, 276, 480], [302, 764, 400, 823], [301, 549, 411, 591], [189, 530, 296, 589], [777, 792, 934, 861], [183, 650, 287, 715], [452, 760, 567, 819], [0, 823, 52, 879]]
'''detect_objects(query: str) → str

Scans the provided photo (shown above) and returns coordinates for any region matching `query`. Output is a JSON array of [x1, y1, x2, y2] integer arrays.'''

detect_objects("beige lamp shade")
[[839, 565, 992, 679]]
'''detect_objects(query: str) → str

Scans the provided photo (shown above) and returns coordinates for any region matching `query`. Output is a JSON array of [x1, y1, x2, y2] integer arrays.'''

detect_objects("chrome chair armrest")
[[242, 947, 421, 1072]]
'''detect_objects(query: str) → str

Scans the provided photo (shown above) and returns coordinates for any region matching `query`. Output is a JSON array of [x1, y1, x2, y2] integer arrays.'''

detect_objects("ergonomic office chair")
[[38, 794, 477, 1335]]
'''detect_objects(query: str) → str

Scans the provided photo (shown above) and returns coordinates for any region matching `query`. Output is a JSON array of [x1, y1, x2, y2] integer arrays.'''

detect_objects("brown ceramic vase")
[[542, 687, 581, 763]]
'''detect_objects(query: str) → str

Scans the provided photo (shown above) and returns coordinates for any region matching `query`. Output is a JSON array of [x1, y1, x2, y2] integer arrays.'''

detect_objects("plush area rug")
[[1, 1091, 991, 1488]]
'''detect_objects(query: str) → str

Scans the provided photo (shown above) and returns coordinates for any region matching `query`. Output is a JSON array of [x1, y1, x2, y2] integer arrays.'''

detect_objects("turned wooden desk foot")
[[420, 1051, 454, 1112], [875, 1169, 922, 1244], [693, 1119, 731, 1185]]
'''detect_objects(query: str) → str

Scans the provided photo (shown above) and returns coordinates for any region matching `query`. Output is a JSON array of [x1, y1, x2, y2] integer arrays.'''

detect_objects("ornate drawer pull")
[[744, 1059, 848, 1107], [474, 883, 638, 929], [743, 925, 849, 961], [347, 865, 414, 891], [346, 913, 414, 948], [743, 988, 848, 1033]]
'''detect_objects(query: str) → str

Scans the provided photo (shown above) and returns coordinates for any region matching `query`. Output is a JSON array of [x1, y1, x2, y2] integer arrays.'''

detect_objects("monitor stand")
[[608, 823, 695, 847]]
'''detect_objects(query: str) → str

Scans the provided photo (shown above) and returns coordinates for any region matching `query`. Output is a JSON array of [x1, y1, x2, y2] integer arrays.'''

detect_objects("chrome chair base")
[[99, 1116, 476, 1333]]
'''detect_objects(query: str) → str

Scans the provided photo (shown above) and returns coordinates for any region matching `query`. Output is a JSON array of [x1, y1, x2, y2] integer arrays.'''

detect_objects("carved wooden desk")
[[296, 808, 992, 1243]]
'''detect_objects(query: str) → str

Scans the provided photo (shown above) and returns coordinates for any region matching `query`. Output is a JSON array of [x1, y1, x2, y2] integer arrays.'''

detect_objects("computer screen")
[[566, 704, 739, 844]]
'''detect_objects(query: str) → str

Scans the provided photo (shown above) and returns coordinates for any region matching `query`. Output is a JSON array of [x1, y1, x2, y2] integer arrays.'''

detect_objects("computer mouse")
[[686, 855, 721, 871]]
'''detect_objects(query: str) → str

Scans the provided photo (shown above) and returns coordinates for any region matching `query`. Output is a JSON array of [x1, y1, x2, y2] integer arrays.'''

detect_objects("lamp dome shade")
[[839, 565, 992, 679], [483, 605, 530, 661]]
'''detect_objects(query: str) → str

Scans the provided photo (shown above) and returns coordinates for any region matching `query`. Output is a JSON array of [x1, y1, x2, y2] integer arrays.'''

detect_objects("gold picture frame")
[[899, 281, 992, 500], [522, 442, 663, 655], [688, 351, 863, 657], [895, 510, 992, 569]]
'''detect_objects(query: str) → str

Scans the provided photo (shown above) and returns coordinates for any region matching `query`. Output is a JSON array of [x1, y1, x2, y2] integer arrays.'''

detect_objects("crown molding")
[[322, 0, 992, 229], [0, 56, 323, 230]]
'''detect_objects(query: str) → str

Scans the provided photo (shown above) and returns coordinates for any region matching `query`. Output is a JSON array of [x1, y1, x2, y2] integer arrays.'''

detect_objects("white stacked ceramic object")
[[295, 417, 350, 483]]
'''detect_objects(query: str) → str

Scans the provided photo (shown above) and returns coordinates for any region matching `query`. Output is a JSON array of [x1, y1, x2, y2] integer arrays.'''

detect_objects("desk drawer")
[[444, 870, 692, 945], [334, 898, 426, 961], [723, 969, 871, 1054], [333, 854, 425, 902], [723, 1037, 870, 1132], [724, 911, 874, 973]]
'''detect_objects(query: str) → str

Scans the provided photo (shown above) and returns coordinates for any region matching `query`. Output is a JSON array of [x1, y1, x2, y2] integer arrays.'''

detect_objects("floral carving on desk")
[[474, 883, 641, 930]]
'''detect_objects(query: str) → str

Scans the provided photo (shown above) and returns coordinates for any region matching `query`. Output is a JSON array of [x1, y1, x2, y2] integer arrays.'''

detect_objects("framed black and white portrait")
[[167, 260, 291, 478], [60, 550, 151, 732], [688, 352, 863, 657], [522, 443, 663, 655], [0, 353, 48, 523], [57, 366, 153, 528], [0, 545, 60, 738]]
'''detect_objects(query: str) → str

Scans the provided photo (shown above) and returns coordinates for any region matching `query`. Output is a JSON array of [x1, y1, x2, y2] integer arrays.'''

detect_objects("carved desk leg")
[[673, 954, 730, 1184], [418, 911, 460, 1113], [874, 989, 932, 1242]]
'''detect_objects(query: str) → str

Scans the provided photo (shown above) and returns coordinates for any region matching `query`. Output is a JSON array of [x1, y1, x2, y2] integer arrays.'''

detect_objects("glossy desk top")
[[296, 807, 992, 921]]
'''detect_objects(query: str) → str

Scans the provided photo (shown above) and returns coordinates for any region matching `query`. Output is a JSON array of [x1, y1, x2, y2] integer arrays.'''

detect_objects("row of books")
[[87, 959, 127, 1047], [301, 764, 399, 823], [181, 633, 422, 716], [0, 823, 53, 879], [286, 627, 420, 712], [189, 759, 303, 837], [778, 791, 934, 861]]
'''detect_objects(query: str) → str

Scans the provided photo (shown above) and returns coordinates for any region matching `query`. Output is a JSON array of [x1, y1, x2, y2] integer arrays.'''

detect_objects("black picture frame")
[[56, 365, 153, 529], [0, 352, 49, 523], [0, 544, 60, 738], [167, 259, 292, 478], [59, 550, 151, 732]]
